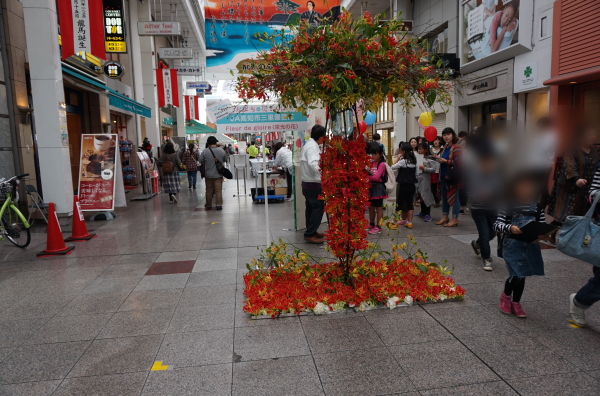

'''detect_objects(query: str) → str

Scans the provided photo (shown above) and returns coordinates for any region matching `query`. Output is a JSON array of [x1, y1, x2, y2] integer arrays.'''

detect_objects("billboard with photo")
[[205, 0, 341, 76], [461, 0, 521, 65]]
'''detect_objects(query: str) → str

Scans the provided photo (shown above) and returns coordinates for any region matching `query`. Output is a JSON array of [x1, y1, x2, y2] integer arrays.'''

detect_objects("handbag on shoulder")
[[557, 192, 600, 266], [208, 147, 233, 179]]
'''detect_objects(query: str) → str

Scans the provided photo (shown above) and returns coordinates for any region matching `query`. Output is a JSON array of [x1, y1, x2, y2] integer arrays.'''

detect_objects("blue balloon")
[[364, 111, 376, 126]]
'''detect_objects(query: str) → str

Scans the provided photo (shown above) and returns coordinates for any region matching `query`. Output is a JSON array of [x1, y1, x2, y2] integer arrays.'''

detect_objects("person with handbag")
[[494, 172, 549, 318], [414, 143, 437, 223], [157, 142, 182, 204], [182, 143, 200, 190], [567, 164, 600, 327], [434, 127, 462, 227], [429, 136, 444, 207], [199, 136, 228, 211], [366, 142, 389, 234]]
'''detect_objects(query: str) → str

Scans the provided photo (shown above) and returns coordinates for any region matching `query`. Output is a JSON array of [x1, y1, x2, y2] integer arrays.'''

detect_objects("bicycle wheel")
[[1, 206, 31, 248]]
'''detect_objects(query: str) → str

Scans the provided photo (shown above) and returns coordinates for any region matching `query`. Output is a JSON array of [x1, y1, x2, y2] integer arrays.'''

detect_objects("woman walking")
[[367, 143, 389, 234], [434, 128, 462, 227], [182, 143, 199, 189], [158, 142, 182, 203]]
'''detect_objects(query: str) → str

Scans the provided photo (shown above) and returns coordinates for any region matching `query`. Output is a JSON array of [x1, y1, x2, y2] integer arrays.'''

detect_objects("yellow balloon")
[[419, 112, 433, 127]]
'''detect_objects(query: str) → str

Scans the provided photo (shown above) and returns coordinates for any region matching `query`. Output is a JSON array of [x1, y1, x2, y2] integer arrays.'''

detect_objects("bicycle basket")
[[0, 182, 11, 202]]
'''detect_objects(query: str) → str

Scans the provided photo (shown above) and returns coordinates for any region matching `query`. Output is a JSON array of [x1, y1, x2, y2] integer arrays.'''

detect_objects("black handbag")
[[208, 147, 233, 179]]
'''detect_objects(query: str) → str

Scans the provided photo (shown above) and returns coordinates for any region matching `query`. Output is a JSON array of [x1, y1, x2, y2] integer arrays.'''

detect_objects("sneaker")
[[172, 195, 178, 203], [285, 196, 293, 202], [189, 183, 192, 189], [168, 200, 173, 204], [404, 222, 413, 229], [499, 293, 512, 314], [483, 258, 493, 271], [415, 212, 425, 217], [424, 215, 432, 222], [366, 224, 375, 231], [193, 185, 197, 189], [216, 206, 223, 211], [569, 293, 587, 326], [471, 240, 481, 257], [396, 220, 408, 226], [368, 226, 382, 234], [511, 302, 527, 318]]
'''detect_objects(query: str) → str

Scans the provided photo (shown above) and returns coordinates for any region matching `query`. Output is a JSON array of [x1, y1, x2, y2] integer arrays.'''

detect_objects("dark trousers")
[[303, 187, 324, 237], [286, 169, 293, 198], [187, 171, 197, 187], [575, 266, 600, 308], [471, 209, 497, 260], [431, 182, 440, 204], [420, 204, 431, 216]]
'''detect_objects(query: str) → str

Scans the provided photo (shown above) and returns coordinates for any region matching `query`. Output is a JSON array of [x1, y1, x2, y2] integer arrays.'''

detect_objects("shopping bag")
[[557, 193, 600, 267]]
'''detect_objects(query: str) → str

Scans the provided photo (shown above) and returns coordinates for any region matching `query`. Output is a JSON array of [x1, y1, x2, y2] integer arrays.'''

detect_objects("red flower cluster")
[[243, 256, 466, 317], [321, 135, 371, 262]]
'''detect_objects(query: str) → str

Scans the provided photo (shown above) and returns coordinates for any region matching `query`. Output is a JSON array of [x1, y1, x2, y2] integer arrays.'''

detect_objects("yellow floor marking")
[[151, 361, 170, 371], [211, 222, 219, 225]]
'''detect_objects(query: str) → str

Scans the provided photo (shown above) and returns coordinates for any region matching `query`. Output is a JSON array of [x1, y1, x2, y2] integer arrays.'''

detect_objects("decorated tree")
[[235, 12, 453, 282]]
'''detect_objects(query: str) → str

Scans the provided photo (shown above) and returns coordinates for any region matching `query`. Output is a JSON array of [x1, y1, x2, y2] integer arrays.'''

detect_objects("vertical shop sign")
[[78, 134, 118, 211], [58, 0, 106, 60], [103, 0, 127, 53], [184, 95, 199, 121]]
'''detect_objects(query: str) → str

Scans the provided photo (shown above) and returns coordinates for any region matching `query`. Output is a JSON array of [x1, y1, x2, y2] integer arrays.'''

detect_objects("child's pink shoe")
[[499, 293, 512, 314], [511, 302, 527, 318]]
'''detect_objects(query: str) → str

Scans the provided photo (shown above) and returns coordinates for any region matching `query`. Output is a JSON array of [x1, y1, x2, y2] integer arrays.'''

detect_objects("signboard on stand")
[[78, 134, 118, 211]]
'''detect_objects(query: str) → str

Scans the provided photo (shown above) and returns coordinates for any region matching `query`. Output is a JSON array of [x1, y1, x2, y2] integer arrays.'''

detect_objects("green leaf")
[[417, 264, 428, 273], [246, 263, 252, 271], [337, 63, 351, 69], [426, 91, 436, 108]]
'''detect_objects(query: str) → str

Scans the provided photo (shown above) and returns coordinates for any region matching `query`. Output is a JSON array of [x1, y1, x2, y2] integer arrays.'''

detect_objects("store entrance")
[[482, 99, 507, 127], [575, 81, 600, 142], [64, 88, 84, 192]]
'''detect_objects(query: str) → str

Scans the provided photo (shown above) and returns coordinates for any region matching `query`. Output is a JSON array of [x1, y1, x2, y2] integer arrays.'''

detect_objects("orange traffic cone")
[[37, 203, 75, 257], [65, 195, 97, 242]]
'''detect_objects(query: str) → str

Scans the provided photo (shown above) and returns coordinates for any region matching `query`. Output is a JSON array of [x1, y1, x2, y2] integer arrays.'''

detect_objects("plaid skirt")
[[162, 171, 181, 193]]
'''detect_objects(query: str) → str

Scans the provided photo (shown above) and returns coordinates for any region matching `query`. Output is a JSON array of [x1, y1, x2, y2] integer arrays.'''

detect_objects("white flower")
[[404, 295, 413, 306], [358, 301, 370, 311], [386, 296, 400, 310], [313, 302, 329, 315], [438, 293, 447, 301]]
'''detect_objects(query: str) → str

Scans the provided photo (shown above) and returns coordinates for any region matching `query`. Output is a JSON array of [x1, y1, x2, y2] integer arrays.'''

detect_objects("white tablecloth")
[[249, 158, 274, 176]]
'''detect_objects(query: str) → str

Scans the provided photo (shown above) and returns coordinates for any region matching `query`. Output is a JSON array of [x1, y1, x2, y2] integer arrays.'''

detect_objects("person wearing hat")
[[199, 136, 228, 210]]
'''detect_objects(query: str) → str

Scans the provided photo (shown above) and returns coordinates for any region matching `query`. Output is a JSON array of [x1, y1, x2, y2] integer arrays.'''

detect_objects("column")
[[133, 0, 161, 157], [22, 0, 73, 215]]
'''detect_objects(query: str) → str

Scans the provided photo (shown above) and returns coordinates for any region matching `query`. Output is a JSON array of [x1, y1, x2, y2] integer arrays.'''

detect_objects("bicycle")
[[0, 174, 31, 248]]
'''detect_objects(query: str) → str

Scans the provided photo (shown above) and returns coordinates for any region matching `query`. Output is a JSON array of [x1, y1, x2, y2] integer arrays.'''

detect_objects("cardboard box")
[[275, 187, 287, 196]]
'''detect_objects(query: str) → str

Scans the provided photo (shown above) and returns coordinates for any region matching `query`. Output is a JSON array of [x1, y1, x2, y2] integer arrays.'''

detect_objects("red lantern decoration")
[[358, 121, 368, 133], [424, 126, 438, 142]]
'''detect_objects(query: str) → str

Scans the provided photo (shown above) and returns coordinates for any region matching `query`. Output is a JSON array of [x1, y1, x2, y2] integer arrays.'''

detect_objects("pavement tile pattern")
[[0, 181, 599, 395]]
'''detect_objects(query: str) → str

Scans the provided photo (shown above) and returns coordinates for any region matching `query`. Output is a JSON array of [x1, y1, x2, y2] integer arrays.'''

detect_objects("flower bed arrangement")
[[243, 238, 465, 318]]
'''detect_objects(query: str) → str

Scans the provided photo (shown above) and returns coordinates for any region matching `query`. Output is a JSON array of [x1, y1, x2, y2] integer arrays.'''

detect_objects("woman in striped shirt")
[[494, 173, 549, 318]]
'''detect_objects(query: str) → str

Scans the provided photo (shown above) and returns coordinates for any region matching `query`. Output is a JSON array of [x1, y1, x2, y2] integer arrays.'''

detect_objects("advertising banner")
[[155, 69, 180, 108], [103, 0, 126, 53], [205, 0, 341, 75], [461, 0, 520, 64], [216, 105, 307, 134], [206, 99, 233, 123], [78, 134, 118, 211], [57, 0, 106, 61], [137, 21, 181, 35]]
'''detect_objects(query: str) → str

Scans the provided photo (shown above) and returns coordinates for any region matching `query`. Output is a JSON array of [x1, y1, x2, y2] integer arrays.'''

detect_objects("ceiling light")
[[570, 81, 577, 84]]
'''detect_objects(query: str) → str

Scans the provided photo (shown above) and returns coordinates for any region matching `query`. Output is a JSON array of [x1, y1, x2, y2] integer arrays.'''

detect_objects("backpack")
[[162, 154, 175, 174], [383, 162, 396, 194]]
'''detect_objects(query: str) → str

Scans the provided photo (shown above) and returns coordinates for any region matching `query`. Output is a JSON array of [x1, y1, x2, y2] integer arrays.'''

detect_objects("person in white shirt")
[[301, 125, 326, 244], [273, 142, 294, 200]]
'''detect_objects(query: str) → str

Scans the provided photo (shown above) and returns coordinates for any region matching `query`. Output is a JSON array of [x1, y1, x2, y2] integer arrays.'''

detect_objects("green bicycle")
[[0, 174, 31, 248]]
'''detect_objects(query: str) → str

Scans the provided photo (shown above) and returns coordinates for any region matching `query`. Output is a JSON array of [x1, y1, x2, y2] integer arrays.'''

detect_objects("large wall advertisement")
[[462, 0, 520, 63], [205, 0, 341, 76]]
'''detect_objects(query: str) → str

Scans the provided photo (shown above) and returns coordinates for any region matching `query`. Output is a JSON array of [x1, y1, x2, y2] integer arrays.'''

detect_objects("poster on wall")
[[78, 134, 118, 211], [205, 0, 341, 75], [462, 0, 520, 64]]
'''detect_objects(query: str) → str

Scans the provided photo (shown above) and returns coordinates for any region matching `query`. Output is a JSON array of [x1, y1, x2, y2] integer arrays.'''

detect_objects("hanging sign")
[[57, 0, 106, 61], [187, 81, 210, 90], [158, 48, 194, 59], [155, 69, 180, 107], [103, 60, 125, 79], [78, 134, 118, 211], [174, 66, 202, 76], [196, 91, 205, 98], [103, 0, 126, 53], [216, 105, 308, 134], [137, 21, 181, 35], [206, 99, 233, 123], [184, 95, 199, 121]]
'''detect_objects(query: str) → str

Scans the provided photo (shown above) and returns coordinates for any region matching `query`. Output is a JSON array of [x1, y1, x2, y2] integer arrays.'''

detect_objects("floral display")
[[243, 238, 466, 317]]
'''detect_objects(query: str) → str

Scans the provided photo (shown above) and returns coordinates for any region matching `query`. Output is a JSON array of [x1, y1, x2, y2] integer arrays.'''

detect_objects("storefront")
[[456, 59, 517, 133], [544, 0, 600, 147]]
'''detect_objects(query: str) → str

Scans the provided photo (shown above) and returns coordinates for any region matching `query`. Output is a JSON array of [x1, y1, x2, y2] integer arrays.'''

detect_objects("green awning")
[[186, 119, 217, 134], [62, 64, 151, 118]]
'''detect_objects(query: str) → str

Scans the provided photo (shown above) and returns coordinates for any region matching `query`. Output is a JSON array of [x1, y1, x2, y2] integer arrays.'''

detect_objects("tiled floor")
[[0, 179, 599, 395]]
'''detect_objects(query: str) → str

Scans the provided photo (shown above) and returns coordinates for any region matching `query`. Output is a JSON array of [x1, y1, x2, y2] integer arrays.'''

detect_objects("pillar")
[[22, 0, 73, 215]]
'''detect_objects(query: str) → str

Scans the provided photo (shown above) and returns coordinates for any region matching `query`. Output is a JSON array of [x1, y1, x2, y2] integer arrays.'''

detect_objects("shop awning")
[[61, 63, 151, 118], [543, 66, 600, 86], [185, 119, 217, 134]]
